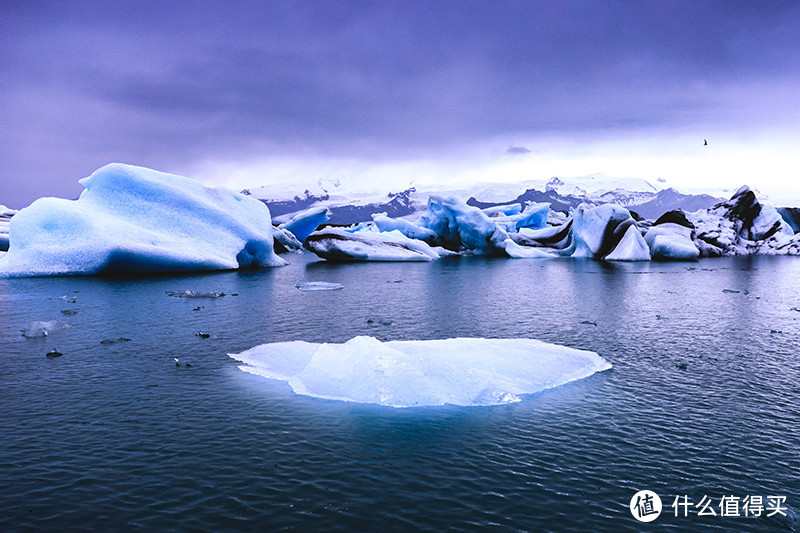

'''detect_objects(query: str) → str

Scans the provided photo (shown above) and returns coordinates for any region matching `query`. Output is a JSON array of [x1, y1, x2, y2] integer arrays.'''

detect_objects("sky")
[[3, 0, 800, 208]]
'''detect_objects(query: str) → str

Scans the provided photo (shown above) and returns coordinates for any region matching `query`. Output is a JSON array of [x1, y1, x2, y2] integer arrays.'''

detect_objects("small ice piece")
[[295, 281, 344, 291], [165, 290, 225, 298], [230, 336, 611, 407], [22, 320, 71, 338]]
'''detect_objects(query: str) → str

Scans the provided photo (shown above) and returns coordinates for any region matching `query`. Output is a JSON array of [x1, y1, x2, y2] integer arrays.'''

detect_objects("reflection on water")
[[1, 254, 799, 531]]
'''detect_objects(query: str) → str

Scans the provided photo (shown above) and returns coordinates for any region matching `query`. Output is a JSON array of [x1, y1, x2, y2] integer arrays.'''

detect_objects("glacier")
[[0, 163, 286, 277], [229, 336, 612, 407]]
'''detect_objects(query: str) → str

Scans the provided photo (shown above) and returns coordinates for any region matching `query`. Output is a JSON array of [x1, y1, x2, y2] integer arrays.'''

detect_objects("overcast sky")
[[3, 0, 800, 208]]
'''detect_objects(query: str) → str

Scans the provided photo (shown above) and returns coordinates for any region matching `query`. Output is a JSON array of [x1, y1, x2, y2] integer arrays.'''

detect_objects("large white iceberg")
[[229, 336, 612, 407], [0, 163, 286, 277]]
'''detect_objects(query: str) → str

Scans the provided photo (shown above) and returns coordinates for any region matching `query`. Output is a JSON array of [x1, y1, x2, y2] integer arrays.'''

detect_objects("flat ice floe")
[[229, 336, 611, 407]]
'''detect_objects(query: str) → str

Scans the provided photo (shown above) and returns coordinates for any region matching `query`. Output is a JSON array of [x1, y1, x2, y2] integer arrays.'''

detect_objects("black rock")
[[653, 209, 695, 229]]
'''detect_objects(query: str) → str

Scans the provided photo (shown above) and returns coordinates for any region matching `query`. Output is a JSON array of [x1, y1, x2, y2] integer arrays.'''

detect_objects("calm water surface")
[[1, 253, 799, 532]]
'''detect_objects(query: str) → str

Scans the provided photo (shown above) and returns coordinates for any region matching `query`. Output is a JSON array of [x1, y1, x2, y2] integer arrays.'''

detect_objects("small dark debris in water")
[[231, 293, 239, 296], [366, 319, 374, 324], [195, 332, 211, 339], [387, 280, 403, 284], [579, 320, 597, 326], [742, 290, 750, 295], [791, 307, 800, 312], [379, 319, 393, 326], [722, 289, 740, 294], [686, 267, 696, 271], [61, 309, 78, 316], [192, 306, 204, 311], [770, 330, 782, 334], [675, 362, 688, 371], [100, 337, 132, 345], [45, 349, 63, 358], [73, 290, 80, 293], [655, 314, 662, 320], [185, 363, 192, 367]]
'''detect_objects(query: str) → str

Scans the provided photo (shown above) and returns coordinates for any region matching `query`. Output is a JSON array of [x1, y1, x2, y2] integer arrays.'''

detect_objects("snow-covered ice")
[[0, 163, 286, 277], [229, 336, 612, 407]]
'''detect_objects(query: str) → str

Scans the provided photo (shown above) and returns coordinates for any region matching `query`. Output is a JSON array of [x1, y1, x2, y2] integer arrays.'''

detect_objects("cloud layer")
[[3, 0, 800, 206]]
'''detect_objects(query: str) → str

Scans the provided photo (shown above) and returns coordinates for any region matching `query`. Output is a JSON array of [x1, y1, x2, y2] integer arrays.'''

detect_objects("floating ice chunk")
[[306, 227, 441, 261], [230, 336, 611, 407], [279, 207, 330, 244], [165, 290, 225, 298], [371, 213, 436, 240], [295, 281, 344, 291], [0, 163, 286, 277], [22, 320, 71, 338], [605, 225, 651, 261]]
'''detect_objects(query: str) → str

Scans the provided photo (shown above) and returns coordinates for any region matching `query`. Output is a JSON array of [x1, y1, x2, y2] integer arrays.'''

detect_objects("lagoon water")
[[1, 253, 799, 531]]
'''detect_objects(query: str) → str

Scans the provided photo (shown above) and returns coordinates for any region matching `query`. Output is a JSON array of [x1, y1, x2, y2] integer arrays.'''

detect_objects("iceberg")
[[0, 163, 286, 277], [644, 220, 699, 261], [570, 203, 638, 259], [492, 202, 551, 232], [278, 206, 330, 244], [305, 227, 444, 261], [371, 213, 436, 241], [605, 225, 651, 261], [230, 336, 612, 407]]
